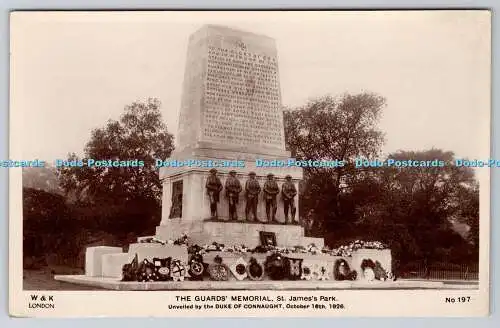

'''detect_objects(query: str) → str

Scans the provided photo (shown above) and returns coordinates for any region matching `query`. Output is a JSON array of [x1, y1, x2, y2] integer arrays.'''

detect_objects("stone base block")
[[85, 246, 123, 277], [102, 253, 134, 278], [128, 243, 189, 264], [203, 220, 305, 247], [156, 220, 311, 248]]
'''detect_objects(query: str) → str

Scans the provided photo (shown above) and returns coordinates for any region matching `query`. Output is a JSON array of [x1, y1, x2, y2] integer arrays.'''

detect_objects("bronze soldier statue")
[[205, 168, 223, 219], [281, 174, 297, 224], [168, 194, 183, 219], [244, 171, 261, 222], [225, 170, 242, 221], [263, 173, 280, 223]]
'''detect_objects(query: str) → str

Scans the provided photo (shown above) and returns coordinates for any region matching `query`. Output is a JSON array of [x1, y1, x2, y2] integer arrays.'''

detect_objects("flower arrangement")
[[333, 259, 357, 281], [326, 240, 387, 257], [140, 235, 387, 258]]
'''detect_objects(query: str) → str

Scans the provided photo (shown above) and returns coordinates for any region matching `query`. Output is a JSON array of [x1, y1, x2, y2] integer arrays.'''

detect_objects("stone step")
[[55, 275, 447, 291], [156, 220, 308, 248]]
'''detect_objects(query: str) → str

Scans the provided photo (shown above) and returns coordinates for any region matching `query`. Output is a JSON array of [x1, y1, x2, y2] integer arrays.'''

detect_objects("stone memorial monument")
[[55, 25, 394, 288], [155, 24, 322, 248]]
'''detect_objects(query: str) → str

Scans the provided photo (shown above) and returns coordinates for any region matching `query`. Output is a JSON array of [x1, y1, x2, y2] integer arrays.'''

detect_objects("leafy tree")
[[284, 92, 386, 234], [284, 92, 479, 270], [455, 181, 479, 250], [351, 149, 478, 266], [23, 188, 75, 265], [58, 98, 174, 233]]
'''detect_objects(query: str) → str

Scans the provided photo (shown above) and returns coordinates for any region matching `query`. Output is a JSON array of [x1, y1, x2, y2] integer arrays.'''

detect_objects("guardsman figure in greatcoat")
[[225, 170, 242, 221], [263, 173, 280, 223], [281, 174, 297, 224], [244, 172, 261, 222], [206, 168, 223, 219]]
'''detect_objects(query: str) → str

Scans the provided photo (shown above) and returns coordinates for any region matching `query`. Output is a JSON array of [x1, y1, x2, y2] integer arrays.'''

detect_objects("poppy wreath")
[[311, 263, 322, 280], [188, 253, 206, 281], [264, 252, 286, 280], [360, 259, 376, 270], [373, 261, 388, 281], [360, 259, 376, 281], [152, 257, 172, 281], [208, 255, 230, 281], [121, 254, 139, 282], [334, 259, 356, 281], [300, 264, 312, 280], [315, 263, 330, 280], [137, 259, 157, 282], [229, 257, 248, 281], [284, 257, 303, 280], [246, 257, 264, 281], [170, 259, 187, 282], [122, 254, 139, 281], [122, 263, 137, 282]]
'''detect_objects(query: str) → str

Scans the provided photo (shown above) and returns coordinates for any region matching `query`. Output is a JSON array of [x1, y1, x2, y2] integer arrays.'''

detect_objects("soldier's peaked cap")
[[209, 168, 217, 173], [248, 171, 256, 176], [267, 173, 274, 177], [285, 174, 292, 179], [229, 170, 237, 174]]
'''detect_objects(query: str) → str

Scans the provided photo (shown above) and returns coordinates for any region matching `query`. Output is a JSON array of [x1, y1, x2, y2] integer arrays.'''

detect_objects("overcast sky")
[[10, 11, 491, 161]]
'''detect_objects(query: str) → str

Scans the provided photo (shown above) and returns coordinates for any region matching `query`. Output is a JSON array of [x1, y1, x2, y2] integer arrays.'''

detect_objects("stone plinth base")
[[85, 244, 189, 278], [85, 246, 123, 277], [155, 219, 324, 248]]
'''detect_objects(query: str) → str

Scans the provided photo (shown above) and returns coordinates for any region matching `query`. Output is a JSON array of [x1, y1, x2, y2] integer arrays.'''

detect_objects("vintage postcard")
[[9, 10, 491, 317]]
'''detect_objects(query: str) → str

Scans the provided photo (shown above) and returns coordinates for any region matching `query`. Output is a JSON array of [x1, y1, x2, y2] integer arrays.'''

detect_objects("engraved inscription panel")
[[203, 39, 284, 148]]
